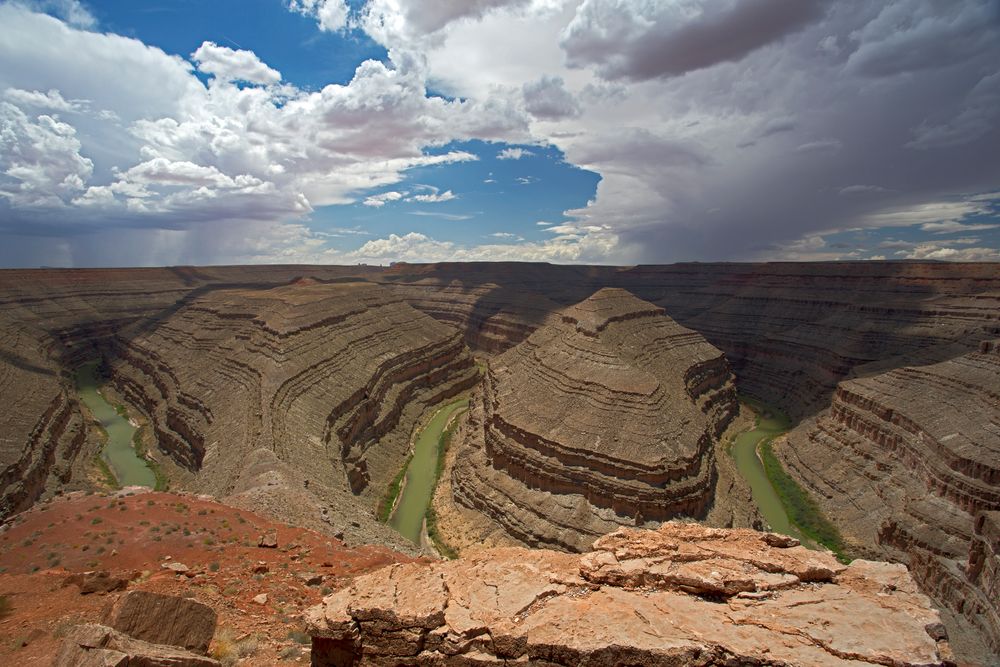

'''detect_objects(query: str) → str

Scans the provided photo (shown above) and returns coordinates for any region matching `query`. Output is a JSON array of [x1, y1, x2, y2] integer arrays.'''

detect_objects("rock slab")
[[104, 590, 217, 654], [307, 522, 952, 666], [53, 624, 220, 667]]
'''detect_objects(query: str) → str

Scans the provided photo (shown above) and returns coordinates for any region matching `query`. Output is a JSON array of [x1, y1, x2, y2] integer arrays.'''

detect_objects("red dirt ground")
[[0, 488, 413, 665]]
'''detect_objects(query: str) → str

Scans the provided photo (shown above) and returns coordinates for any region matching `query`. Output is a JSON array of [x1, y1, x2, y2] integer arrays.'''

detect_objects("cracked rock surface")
[[307, 522, 952, 666]]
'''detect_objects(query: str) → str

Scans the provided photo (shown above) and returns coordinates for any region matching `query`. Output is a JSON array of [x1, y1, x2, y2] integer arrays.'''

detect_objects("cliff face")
[[105, 281, 478, 535], [451, 288, 738, 551], [379, 262, 1000, 420], [777, 342, 1000, 655], [0, 325, 86, 518], [307, 522, 953, 666]]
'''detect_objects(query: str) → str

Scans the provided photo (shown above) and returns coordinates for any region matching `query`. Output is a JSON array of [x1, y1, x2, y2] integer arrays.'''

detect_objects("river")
[[730, 398, 803, 540], [75, 362, 156, 488], [390, 399, 468, 544]]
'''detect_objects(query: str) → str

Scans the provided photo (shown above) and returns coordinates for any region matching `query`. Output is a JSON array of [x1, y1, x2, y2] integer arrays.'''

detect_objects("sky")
[[0, 0, 998, 267]]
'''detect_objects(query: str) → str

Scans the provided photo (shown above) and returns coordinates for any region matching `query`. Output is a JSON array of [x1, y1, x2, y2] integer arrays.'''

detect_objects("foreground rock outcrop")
[[307, 522, 952, 666], [451, 288, 738, 551], [55, 624, 221, 667], [778, 342, 1000, 658], [55, 590, 220, 666]]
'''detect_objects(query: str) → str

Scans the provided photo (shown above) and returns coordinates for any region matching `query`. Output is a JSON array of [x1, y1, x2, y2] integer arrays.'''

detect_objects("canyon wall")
[[451, 288, 739, 551], [777, 342, 1000, 656], [0, 266, 382, 519], [103, 280, 478, 540], [378, 262, 1000, 419]]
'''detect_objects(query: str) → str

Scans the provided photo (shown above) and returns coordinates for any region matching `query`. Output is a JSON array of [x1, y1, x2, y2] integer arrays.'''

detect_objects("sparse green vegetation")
[[287, 630, 310, 645], [759, 440, 850, 563], [210, 627, 260, 666], [426, 411, 463, 559], [92, 453, 119, 490], [377, 453, 412, 523]]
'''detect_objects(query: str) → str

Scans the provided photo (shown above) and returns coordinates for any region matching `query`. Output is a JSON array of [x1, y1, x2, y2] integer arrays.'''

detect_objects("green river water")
[[730, 398, 803, 540], [390, 399, 469, 544], [75, 362, 156, 488]]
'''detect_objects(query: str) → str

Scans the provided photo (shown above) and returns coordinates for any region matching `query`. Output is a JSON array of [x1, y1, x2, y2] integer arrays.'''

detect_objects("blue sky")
[[89, 0, 387, 90], [0, 0, 997, 266], [318, 140, 601, 250]]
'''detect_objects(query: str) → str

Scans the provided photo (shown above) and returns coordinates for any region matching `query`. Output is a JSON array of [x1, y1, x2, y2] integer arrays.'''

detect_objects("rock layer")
[[306, 522, 952, 666], [777, 343, 1000, 656], [378, 262, 1000, 420], [452, 288, 737, 551], [105, 281, 478, 538]]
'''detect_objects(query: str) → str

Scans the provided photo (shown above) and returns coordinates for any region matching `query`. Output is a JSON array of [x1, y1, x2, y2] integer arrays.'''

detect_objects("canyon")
[[0, 261, 997, 664]]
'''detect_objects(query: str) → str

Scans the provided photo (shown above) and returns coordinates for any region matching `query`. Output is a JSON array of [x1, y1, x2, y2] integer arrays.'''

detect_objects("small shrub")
[[279, 646, 301, 660], [209, 561, 220, 572], [287, 630, 310, 645]]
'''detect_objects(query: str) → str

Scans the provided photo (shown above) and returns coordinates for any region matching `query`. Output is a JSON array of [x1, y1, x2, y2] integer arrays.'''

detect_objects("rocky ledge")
[[451, 288, 738, 551], [306, 522, 952, 666]]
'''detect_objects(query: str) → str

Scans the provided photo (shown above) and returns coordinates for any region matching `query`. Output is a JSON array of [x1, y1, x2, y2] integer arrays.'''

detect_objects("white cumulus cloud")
[[192, 42, 282, 85]]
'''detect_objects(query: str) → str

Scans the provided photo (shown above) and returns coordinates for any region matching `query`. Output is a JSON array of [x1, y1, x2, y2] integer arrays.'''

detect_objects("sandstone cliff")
[[777, 342, 1000, 657], [307, 522, 953, 666], [450, 288, 738, 551]]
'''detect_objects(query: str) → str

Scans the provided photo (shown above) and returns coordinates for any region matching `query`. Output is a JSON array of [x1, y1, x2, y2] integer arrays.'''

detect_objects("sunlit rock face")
[[451, 288, 738, 551], [307, 522, 953, 667]]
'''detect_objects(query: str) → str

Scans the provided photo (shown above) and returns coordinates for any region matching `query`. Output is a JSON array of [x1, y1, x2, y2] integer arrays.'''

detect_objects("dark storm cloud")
[[845, 0, 1000, 77], [562, 0, 829, 82], [598, 0, 1000, 262]]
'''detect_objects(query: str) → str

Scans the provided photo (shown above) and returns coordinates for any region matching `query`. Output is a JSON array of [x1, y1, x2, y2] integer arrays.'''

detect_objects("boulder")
[[53, 624, 220, 667], [63, 570, 129, 595], [103, 590, 217, 654], [258, 530, 278, 548]]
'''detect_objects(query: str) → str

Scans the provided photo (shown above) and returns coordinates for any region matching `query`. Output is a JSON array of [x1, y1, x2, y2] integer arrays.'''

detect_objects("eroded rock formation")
[[777, 342, 1000, 657], [104, 280, 478, 538], [451, 288, 738, 551], [307, 522, 952, 666], [378, 262, 1000, 420]]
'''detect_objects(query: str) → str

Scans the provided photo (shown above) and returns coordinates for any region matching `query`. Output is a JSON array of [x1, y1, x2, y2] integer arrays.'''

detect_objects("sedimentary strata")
[[451, 288, 738, 551], [104, 280, 478, 539], [379, 262, 1000, 419], [0, 266, 378, 519], [777, 342, 1000, 657], [307, 522, 952, 666]]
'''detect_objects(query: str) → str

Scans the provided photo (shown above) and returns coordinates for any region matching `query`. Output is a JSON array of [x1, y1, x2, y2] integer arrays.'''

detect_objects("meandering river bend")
[[76, 362, 156, 488]]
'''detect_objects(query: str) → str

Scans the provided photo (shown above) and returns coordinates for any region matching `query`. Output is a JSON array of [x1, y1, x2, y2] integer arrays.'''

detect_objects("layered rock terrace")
[[452, 288, 738, 551]]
